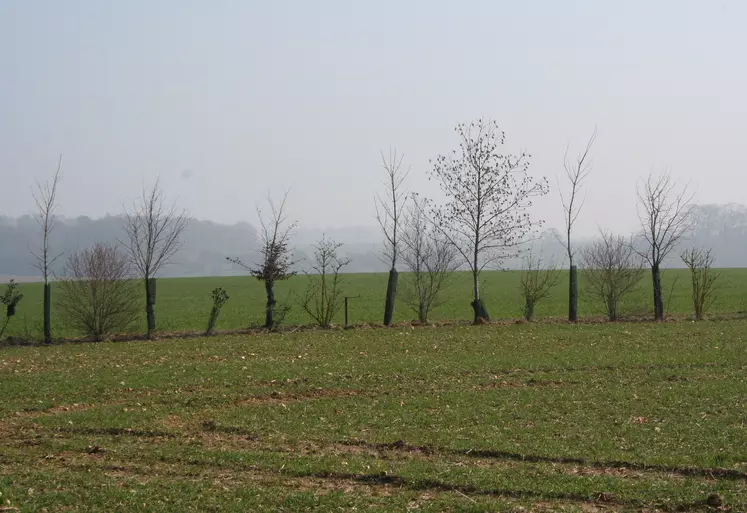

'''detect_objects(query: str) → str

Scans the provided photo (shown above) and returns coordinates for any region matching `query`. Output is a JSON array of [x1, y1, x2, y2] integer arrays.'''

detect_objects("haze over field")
[[1, 1, 746, 277]]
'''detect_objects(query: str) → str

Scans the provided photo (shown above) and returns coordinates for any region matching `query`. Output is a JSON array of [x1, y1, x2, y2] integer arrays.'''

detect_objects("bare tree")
[[57, 243, 139, 341], [31, 155, 63, 343], [375, 149, 409, 326], [558, 129, 596, 322], [581, 231, 645, 321], [0, 279, 24, 339], [636, 171, 693, 320], [299, 236, 350, 328], [519, 248, 562, 321], [680, 248, 719, 321], [227, 192, 296, 329], [399, 194, 458, 323], [429, 119, 549, 323], [122, 180, 189, 338]]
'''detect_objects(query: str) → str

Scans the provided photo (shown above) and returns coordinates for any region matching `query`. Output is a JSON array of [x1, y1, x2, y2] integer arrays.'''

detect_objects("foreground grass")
[[5, 268, 747, 340], [1, 320, 746, 511]]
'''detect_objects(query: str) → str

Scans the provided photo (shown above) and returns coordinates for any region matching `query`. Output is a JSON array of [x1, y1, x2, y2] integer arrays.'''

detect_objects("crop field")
[[1, 319, 746, 511], [4, 269, 747, 340]]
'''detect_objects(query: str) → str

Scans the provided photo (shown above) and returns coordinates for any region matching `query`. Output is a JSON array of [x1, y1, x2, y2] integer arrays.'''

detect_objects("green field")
[[1, 320, 746, 511], [3, 269, 747, 340]]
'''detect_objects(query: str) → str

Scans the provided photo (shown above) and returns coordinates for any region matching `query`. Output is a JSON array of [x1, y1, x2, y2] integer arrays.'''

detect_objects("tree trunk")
[[568, 265, 578, 322], [265, 280, 276, 329], [471, 270, 489, 323], [524, 294, 535, 322], [608, 299, 617, 322], [418, 300, 427, 324], [383, 268, 398, 326], [145, 278, 156, 339], [43, 283, 51, 343], [206, 306, 219, 335], [472, 299, 490, 323], [652, 265, 664, 321]]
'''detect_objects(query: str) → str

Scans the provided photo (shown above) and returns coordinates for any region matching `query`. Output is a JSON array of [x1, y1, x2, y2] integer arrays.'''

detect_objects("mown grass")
[[1, 320, 746, 511], [4, 268, 747, 340]]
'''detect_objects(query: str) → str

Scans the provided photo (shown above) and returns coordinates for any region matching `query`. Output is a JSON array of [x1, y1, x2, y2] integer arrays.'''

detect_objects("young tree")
[[0, 279, 24, 339], [581, 231, 645, 321], [558, 129, 596, 322], [31, 155, 63, 343], [680, 247, 719, 321], [227, 192, 296, 329], [57, 243, 139, 341], [399, 194, 458, 323], [205, 287, 230, 335], [636, 172, 693, 321], [299, 236, 350, 328], [429, 119, 549, 323], [375, 149, 409, 327], [123, 180, 189, 339], [519, 248, 562, 322]]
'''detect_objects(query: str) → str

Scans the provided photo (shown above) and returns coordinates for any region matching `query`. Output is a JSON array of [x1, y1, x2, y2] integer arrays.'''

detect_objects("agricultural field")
[[3, 269, 747, 340], [1, 320, 746, 511]]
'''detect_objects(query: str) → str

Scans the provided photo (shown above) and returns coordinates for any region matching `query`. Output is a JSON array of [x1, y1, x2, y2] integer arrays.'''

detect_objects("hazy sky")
[[2, 0, 745, 238]]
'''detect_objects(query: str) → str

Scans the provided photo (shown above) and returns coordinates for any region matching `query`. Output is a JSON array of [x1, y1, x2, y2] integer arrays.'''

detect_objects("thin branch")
[[30, 155, 64, 283], [121, 179, 190, 280], [559, 127, 596, 265], [375, 148, 410, 268]]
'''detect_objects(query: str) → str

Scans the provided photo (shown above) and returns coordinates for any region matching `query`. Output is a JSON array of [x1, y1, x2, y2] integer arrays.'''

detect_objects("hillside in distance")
[[0, 215, 392, 280], [0, 203, 745, 280]]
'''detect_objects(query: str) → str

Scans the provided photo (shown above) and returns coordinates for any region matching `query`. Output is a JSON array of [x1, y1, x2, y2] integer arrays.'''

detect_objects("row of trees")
[[24, 161, 189, 341], [376, 119, 716, 326], [521, 232, 719, 323], [9, 118, 719, 342], [14, 169, 358, 340]]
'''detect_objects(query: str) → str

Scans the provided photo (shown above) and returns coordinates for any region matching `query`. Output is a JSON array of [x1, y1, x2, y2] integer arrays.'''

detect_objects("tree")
[[227, 192, 296, 329], [299, 236, 350, 328], [375, 149, 409, 326], [0, 279, 24, 339], [429, 119, 549, 323], [205, 287, 230, 335], [581, 231, 645, 321], [31, 155, 63, 343], [123, 180, 189, 339], [636, 172, 693, 321], [519, 248, 561, 322], [399, 194, 458, 323], [680, 247, 719, 321], [558, 129, 596, 322], [57, 243, 139, 341]]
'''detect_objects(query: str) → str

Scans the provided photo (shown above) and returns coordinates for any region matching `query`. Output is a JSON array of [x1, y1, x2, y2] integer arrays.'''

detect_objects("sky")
[[1, 0, 745, 239]]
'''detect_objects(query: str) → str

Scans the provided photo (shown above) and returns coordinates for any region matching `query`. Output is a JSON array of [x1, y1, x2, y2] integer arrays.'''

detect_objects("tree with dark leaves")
[[228, 192, 296, 329]]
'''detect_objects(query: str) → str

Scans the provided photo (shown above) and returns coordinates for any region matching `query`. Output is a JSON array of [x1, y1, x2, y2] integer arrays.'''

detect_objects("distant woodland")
[[1, 203, 745, 280]]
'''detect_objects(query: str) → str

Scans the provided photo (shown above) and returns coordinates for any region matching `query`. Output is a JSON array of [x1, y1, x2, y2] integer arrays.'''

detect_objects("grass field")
[[1, 320, 746, 511], [3, 269, 747, 340]]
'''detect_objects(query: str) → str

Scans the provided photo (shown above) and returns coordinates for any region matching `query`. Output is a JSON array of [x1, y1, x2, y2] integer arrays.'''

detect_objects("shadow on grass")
[[56, 426, 176, 438], [341, 438, 747, 482], [287, 469, 634, 507]]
